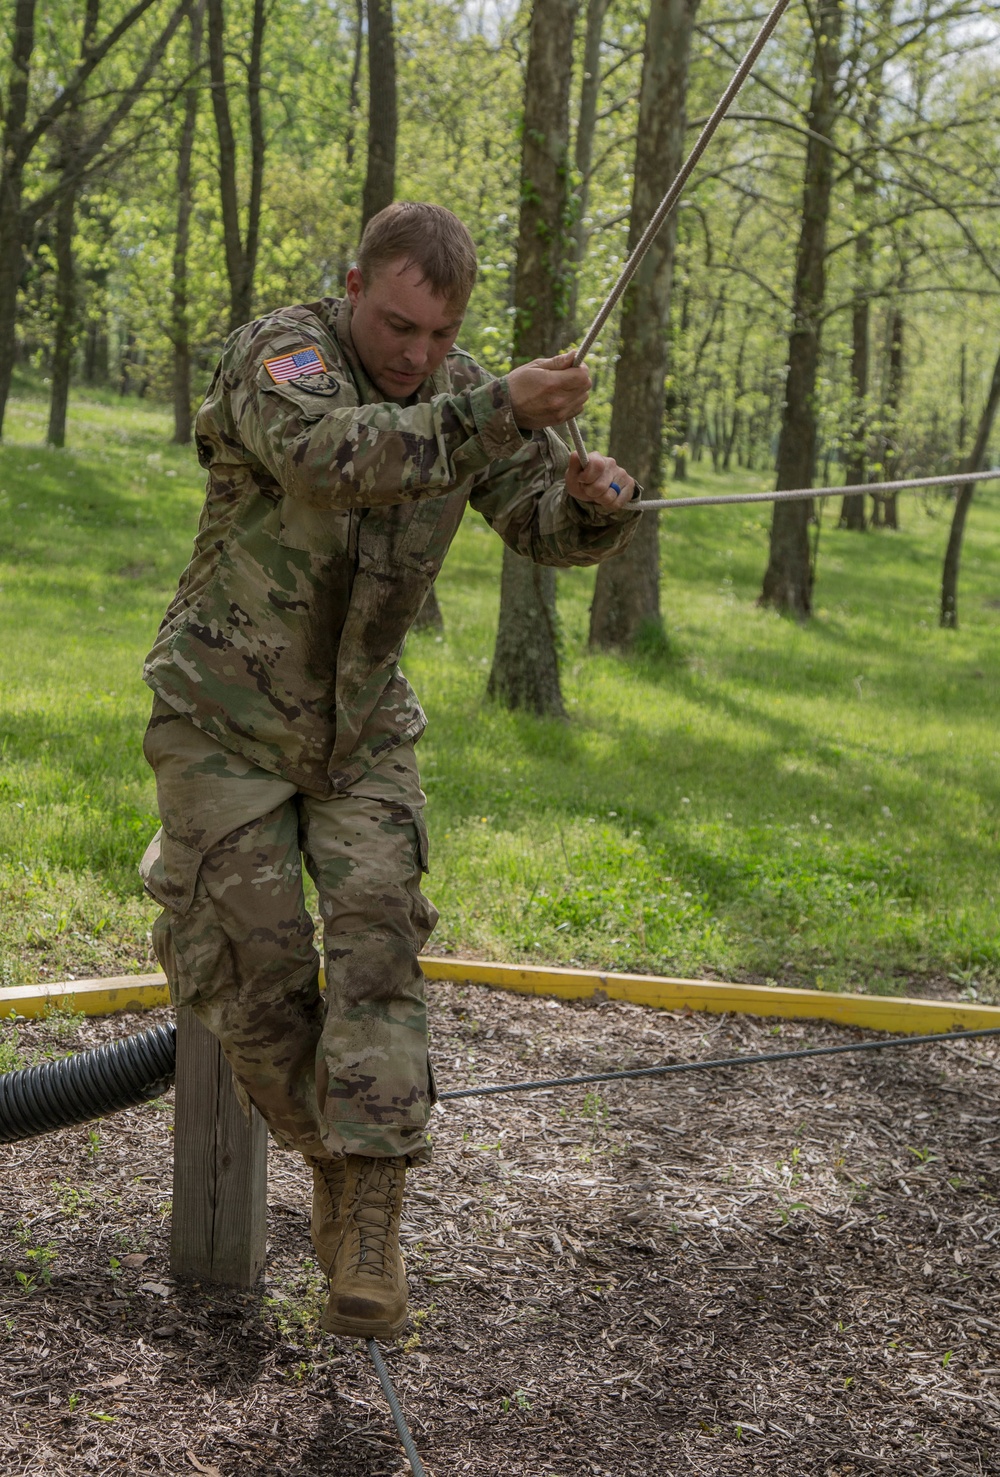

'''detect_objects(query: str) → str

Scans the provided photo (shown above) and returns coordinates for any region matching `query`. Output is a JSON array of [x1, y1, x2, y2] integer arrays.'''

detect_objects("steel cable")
[[437, 1025, 1000, 1102], [366, 1338, 428, 1477], [568, 0, 793, 465]]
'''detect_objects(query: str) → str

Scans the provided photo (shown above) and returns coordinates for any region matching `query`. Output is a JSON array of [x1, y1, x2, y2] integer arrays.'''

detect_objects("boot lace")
[[308, 1155, 345, 1215], [342, 1159, 402, 1278]]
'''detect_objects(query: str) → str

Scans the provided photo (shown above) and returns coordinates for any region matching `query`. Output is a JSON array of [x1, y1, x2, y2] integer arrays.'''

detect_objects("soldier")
[[140, 201, 639, 1340]]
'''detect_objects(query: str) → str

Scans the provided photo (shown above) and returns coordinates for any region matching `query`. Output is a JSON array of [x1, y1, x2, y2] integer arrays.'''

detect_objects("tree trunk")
[[171, 0, 204, 444], [83, 316, 108, 383], [940, 345, 1000, 629], [345, 0, 364, 171], [207, 0, 266, 330], [839, 221, 872, 530], [567, 0, 610, 337], [46, 0, 100, 449], [488, 556, 565, 715], [487, 0, 579, 718], [0, 0, 37, 439], [667, 286, 690, 479], [760, 0, 843, 618], [872, 307, 902, 529], [839, 4, 889, 532], [589, 0, 698, 650], [838, 278, 869, 530], [361, 0, 397, 228], [46, 179, 78, 447]]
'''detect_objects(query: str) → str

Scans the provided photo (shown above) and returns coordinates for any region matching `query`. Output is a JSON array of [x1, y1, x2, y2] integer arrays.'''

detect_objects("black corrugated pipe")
[[0, 1023, 177, 1144]]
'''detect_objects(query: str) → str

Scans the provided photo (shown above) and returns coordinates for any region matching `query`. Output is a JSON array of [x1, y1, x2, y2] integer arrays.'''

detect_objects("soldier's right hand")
[[507, 351, 591, 430]]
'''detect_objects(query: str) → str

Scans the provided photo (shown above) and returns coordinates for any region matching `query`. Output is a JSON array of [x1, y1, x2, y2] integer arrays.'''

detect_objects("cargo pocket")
[[139, 828, 202, 914], [140, 830, 234, 1010], [406, 807, 438, 946], [410, 806, 430, 874]]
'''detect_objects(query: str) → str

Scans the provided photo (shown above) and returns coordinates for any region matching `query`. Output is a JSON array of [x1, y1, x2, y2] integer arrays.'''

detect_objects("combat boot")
[[305, 1154, 347, 1274], [320, 1154, 408, 1340]]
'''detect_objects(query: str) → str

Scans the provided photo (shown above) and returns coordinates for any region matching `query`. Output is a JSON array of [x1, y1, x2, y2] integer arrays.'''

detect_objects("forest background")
[[1, 0, 1000, 1002]]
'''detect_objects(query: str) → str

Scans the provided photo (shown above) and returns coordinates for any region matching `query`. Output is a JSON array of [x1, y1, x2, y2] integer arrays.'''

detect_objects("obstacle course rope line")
[[438, 1025, 1000, 1101], [568, 0, 794, 465], [366, 1338, 428, 1477], [631, 466, 1000, 511]]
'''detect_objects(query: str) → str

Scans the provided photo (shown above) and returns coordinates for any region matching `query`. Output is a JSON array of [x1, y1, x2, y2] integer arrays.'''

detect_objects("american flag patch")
[[263, 345, 327, 383]]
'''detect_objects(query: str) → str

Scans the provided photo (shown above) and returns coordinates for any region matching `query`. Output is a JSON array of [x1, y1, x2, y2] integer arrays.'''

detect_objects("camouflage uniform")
[[140, 295, 638, 1162]]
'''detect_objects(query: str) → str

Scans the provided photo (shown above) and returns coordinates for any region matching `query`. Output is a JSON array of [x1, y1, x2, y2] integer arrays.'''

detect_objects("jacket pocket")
[[139, 829, 202, 915], [393, 496, 463, 574]]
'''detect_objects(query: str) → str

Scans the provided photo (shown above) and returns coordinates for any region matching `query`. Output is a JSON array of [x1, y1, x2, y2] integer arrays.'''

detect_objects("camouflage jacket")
[[144, 297, 639, 798]]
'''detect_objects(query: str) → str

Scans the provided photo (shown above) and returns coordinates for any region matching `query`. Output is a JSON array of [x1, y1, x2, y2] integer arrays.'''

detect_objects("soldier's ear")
[[346, 266, 364, 307]]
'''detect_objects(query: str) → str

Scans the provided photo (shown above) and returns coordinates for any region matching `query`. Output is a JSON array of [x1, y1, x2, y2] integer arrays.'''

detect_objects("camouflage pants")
[[140, 699, 438, 1163]]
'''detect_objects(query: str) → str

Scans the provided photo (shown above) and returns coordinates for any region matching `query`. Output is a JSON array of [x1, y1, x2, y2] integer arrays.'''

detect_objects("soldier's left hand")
[[565, 452, 636, 511]]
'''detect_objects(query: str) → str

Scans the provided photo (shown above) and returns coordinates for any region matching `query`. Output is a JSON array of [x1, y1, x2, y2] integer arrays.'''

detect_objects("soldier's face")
[[346, 260, 466, 401]]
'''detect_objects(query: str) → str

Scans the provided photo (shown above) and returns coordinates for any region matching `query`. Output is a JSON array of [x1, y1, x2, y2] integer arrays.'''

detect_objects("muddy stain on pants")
[[139, 699, 438, 1164]]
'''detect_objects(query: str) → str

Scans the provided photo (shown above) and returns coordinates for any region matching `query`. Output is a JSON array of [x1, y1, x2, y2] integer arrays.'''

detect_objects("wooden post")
[[170, 1006, 268, 1286]]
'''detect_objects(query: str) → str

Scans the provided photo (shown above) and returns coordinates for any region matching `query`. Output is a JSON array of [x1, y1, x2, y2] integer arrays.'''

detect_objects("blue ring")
[[610, 481, 622, 494]]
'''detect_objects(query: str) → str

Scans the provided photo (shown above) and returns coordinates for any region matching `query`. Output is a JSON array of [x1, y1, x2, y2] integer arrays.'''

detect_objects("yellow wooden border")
[[2, 960, 998, 1036], [419, 960, 1000, 1035], [0, 975, 170, 1021]]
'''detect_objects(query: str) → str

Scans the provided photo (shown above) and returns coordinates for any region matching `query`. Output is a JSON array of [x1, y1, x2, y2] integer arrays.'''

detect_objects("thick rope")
[[568, 0, 793, 465], [631, 466, 1000, 511]]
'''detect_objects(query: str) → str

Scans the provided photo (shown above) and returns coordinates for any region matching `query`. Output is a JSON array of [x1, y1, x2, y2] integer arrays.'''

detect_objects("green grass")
[[2, 386, 999, 998]]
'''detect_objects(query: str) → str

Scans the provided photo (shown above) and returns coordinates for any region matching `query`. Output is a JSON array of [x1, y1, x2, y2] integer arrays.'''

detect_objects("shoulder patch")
[[263, 345, 327, 383], [287, 371, 341, 396]]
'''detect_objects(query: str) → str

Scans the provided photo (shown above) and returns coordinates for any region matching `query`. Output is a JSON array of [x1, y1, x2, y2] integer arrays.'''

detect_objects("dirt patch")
[[1, 985, 999, 1474]]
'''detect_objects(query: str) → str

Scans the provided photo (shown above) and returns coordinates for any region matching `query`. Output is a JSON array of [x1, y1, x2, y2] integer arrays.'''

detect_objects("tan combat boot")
[[320, 1154, 408, 1340], [304, 1154, 347, 1274]]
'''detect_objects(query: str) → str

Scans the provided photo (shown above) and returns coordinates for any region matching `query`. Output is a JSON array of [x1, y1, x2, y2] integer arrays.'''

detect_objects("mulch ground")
[[2, 982, 999, 1476]]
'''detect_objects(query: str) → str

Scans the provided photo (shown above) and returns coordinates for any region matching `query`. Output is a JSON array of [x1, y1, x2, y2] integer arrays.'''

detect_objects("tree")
[[588, 0, 698, 650], [45, 2, 100, 448], [486, 0, 580, 717], [872, 304, 903, 528], [362, 0, 397, 228], [567, 0, 610, 337], [207, 0, 266, 332], [0, 0, 182, 437], [940, 344, 1000, 629], [759, 0, 844, 618], [837, 0, 894, 532], [169, 0, 205, 444]]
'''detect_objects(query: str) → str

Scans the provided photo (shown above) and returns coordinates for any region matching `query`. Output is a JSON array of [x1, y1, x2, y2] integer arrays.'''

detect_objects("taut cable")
[[631, 466, 1000, 511]]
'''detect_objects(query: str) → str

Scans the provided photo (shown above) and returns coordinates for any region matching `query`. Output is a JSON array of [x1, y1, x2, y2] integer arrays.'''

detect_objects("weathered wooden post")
[[170, 1007, 268, 1286]]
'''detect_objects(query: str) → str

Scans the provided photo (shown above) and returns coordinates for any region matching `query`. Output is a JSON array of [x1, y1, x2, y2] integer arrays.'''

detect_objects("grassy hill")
[[2, 387, 999, 999]]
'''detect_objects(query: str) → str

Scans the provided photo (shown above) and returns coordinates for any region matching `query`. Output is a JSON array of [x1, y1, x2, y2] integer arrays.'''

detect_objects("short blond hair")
[[357, 202, 477, 304]]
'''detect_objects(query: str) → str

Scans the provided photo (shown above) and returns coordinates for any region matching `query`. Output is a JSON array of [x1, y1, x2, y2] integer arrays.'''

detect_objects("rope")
[[568, 0, 793, 465], [438, 1025, 1000, 1101], [366, 1338, 428, 1477], [631, 466, 1000, 512]]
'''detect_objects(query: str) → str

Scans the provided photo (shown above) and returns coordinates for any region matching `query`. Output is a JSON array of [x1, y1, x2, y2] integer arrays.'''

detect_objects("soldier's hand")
[[507, 351, 591, 430], [565, 451, 636, 511]]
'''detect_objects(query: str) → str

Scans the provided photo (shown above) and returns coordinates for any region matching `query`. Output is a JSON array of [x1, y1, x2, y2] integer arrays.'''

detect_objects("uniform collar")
[[328, 296, 451, 406]]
